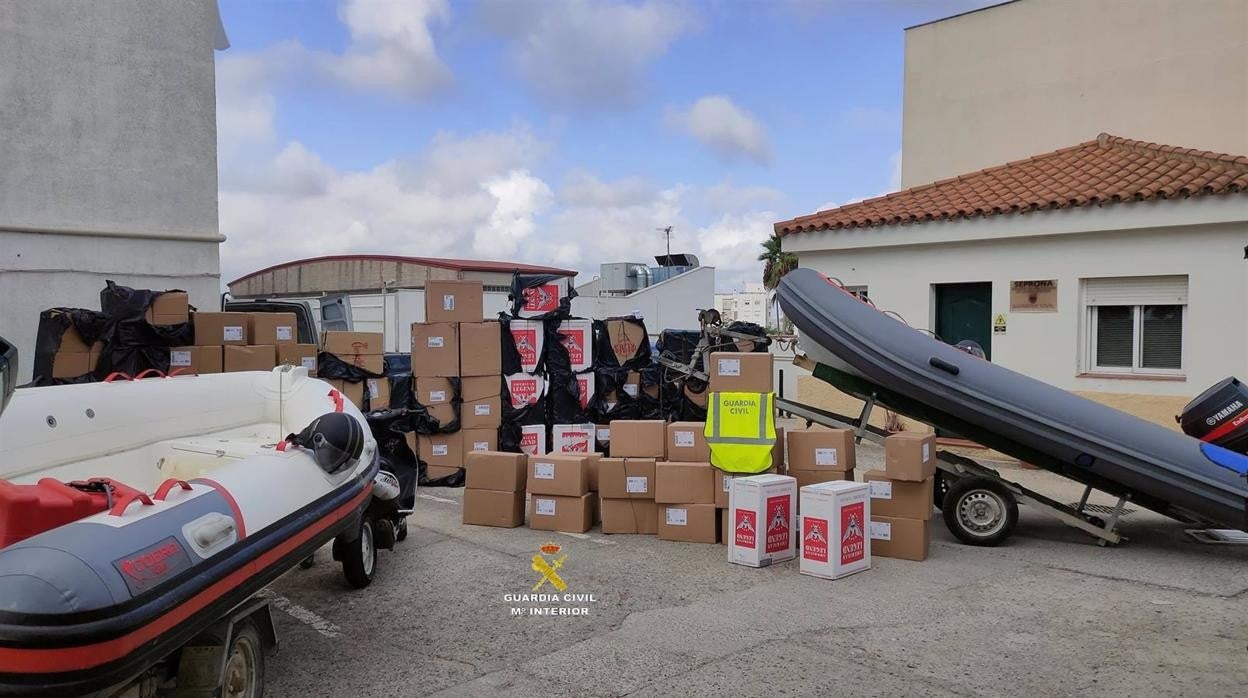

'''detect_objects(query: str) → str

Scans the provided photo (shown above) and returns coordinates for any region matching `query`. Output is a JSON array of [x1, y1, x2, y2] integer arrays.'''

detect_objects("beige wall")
[[902, 0, 1248, 188]]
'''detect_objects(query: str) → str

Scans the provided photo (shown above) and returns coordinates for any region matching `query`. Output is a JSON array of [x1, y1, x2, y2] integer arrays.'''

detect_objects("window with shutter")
[[1083, 277, 1186, 375]]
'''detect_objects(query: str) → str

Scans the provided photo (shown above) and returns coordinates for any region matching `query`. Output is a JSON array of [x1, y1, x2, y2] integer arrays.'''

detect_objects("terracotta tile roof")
[[775, 133, 1248, 236]]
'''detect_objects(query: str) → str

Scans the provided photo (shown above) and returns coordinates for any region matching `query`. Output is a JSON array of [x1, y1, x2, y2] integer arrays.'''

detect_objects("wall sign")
[[1010, 280, 1057, 312], [993, 314, 1007, 334]]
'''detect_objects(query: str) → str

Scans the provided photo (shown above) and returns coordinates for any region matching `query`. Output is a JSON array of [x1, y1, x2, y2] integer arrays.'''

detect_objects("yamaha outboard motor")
[[1179, 377, 1248, 454]]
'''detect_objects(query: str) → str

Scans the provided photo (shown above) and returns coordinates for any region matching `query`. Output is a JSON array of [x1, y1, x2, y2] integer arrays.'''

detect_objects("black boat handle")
[[929, 357, 960, 376]]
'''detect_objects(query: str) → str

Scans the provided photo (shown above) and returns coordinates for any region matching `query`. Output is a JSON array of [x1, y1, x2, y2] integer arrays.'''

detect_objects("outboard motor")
[[1179, 377, 1248, 453]]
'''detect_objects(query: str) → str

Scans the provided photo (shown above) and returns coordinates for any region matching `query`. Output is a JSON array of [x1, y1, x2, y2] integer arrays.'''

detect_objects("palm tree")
[[758, 233, 797, 331]]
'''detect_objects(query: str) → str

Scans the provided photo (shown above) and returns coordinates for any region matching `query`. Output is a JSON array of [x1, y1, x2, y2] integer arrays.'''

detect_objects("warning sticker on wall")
[[993, 314, 1007, 334]]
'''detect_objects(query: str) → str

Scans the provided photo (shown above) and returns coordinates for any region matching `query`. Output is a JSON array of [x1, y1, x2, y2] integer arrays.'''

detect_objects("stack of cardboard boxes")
[[180, 309, 306, 376], [649, 420, 719, 544], [527, 453, 594, 533], [462, 450, 527, 527], [321, 330, 385, 410], [411, 280, 501, 478], [599, 420, 665, 535], [865, 432, 936, 561], [49, 313, 106, 379], [786, 427, 856, 488], [705, 350, 777, 541]]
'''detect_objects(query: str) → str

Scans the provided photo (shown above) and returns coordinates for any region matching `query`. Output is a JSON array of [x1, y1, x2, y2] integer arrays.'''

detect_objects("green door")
[[934, 282, 992, 360]]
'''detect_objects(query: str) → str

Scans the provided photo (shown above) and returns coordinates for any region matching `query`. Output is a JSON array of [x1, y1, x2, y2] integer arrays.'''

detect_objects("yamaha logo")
[[1206, 401, 1244, 426]]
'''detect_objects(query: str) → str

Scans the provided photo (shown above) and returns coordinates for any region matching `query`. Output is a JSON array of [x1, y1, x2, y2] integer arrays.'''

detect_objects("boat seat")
[[0, 479, 110, 547]]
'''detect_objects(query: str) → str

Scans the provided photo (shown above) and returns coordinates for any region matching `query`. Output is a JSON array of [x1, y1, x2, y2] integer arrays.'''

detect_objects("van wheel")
[[222, 619, 265, 698], [341, 518, 376, 588], [943, 476, 1018, 546]]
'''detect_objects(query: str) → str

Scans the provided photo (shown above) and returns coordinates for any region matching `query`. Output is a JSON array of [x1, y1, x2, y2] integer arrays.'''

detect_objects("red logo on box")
[[508, 378, 539, 407], [512, 328, 539, 368], [803, 516, 829, 563], [764, 495, 791, 554], [734, 509, 757, 549], [840, 502, 865, 565], [560, 327, 586, 366], [522, 284, 559, 313], [519, 431, 539, 454], [561, 431, 590, 452]]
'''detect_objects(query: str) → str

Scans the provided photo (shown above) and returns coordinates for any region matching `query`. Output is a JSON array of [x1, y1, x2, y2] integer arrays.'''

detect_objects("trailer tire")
[[222, 619, 265, 698], [943, 476, 1018, 546], [341, 518, 377, 589]]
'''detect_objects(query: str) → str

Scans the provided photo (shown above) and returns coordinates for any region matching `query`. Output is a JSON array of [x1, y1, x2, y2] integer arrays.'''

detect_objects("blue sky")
[[215, 0, 993, 289]]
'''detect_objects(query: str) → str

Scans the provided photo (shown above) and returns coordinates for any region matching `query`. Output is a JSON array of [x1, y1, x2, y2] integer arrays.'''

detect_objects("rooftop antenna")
[[653, 227, 673, 259]]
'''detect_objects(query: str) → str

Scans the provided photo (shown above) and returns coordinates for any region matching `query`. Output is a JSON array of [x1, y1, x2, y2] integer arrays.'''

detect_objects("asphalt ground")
[[262, 441, 1248, 697]]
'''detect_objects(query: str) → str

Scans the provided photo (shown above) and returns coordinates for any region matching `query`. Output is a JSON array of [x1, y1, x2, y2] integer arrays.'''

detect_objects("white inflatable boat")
[[0, 366, 378, 695]]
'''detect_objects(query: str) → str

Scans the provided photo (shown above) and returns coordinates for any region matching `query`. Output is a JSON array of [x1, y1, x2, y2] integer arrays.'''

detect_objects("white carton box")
[[518, 424, 547, 457], [798, 481, 871, 580], [727, 474, 798, 567], [576, 371, 595, 411], [516, 278, 571, 319], [557, 319, 593, 372], [508, 319, 545, 372], [505, 373, 546, 409], [551, 423, 598, 454]]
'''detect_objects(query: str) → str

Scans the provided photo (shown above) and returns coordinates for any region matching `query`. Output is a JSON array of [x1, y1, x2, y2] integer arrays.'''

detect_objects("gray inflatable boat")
[[777, 267, 1248, 532]]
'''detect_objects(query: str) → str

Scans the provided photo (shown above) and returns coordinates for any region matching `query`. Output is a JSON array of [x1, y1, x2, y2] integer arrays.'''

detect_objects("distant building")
[[0, 0, 229, 381], [573, 256, 714, 336], [714, 283, 770, 327]]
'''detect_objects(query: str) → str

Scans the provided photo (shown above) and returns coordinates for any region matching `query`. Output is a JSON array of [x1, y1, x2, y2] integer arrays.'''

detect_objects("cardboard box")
[[193, 312, 249, 346], [605, 318, 647, 365], [516, 277, 571, 319], [791, 469, 856, 491], [277, 344, 317, 374], [529, 493, 593, 533], [420, 431, 464, 468], [463, 428, 497, 454], [248, 312, 298, 346], [608, 420, 666, 458], [654, 462, 715, 504], [223, 345, 275, 372], [461, 376, 502, 429], [870, 515, 930, 561], [464, 450, 526, 491], [51, 351, 91, 378], [417, 376, 457, 425], [587, 454, 602, 491], [598, 458, 656, 499], [666, 422, 710, 462], [557, 319, 593, 372], [55, 319, 91, 353], [426, 279, 484, 323], [425, 464, 462, 480], [321, 330, 384, 356], [505, 373, 545, 409], [884, 432, 937, 482], [787, 427, 855, 472], [411, 323, 459, 378], [463, 489, 525, 528], [727, 474, 798, 567], [460, 321, 501, 376], [169, 346, 222, 375], [519, 424, 546, 456], [721, 507, 730, 545], [798, 481, 871, 580], [508, 319, 544, 373], [146, 291, 189, 326], [863, 471, 934, 520], [364, 376, 391, 409], [714, 467, 777, 508], [527, 454, 589, 496], [595, 424, 611, 453], [329, 379, 364, 408], [600, 499, 658, 534], [657, 504, 719, 543], [707, 352, 773, 393], [551, 423, 597, 454]]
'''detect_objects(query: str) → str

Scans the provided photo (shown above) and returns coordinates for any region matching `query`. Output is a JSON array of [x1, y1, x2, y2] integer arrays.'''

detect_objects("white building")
[[573, 259, 714, 337], [0, 0, 228, 382], [714, 282, 771, 327]]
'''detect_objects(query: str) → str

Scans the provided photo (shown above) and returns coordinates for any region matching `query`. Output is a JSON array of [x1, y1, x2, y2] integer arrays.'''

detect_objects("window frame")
[[1086, 303, 1185, 377]]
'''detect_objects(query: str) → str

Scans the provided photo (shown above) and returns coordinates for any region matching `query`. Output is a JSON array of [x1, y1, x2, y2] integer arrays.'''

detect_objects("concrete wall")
[[572, 266, 715, 337], [0, 0, 225, 381], [902, 0, 1248, 187], [784, 197, 1248, 427]]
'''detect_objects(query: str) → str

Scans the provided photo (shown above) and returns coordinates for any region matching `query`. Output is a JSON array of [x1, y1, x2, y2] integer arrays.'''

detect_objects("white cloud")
[[326, 0, 452, 97], [558, 170, 658, 208], [701, 182, 784, 214], [695, 210, 778, 290], [479, 0, 694, 109], [472, 171, 554, 258], [666, 96, 771, 165]]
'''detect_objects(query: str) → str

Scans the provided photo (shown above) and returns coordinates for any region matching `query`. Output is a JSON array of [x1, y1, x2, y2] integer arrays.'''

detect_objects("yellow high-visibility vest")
[[704, 391, 776, 473]]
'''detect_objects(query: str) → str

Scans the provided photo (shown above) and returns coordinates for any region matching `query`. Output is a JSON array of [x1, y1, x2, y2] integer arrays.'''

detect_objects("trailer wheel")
[[943, 476, 1018, 546], [222, 619, 265, 698], [341, 517, 377, 588], [395, 518, 408, 542]]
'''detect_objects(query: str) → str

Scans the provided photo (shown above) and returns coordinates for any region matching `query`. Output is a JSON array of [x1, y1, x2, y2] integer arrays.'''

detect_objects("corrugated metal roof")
[[227, 254, 577, 287]]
